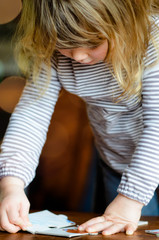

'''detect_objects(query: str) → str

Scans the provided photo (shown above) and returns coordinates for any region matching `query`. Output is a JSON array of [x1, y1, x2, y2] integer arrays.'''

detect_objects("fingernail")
[[22, 223, 32, 230], [87, 227, 93, 232], [78, 226, 84, 231], [126, 230, 133, 235], [103, 231, 110, 236], [22, 227, 27, 231]]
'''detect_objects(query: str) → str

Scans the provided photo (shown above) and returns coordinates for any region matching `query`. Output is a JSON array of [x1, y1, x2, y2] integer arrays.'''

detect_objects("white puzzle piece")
[[26, 210, 148, 237], [28, 210, 75, 229]]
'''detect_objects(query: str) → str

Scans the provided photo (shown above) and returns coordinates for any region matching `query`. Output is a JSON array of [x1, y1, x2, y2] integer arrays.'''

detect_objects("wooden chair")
[[29, 89, 94, 211], [0, 76, 25, 142]]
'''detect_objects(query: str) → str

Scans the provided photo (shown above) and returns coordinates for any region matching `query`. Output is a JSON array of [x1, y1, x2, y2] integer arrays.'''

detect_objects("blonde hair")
[[15, 0, 159, 98]]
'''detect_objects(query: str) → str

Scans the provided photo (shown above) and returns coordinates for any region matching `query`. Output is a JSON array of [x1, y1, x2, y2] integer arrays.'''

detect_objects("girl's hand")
[[78, 194, 144, 235], [0, 176, 31, 233]]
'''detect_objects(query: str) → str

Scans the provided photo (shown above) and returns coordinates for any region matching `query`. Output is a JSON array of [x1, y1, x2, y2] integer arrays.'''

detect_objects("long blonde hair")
[[15, 0, 159, 98]]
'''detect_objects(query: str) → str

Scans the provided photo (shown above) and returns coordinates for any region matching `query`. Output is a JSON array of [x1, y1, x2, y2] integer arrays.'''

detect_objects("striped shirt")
[[0, 16, 159, 205]]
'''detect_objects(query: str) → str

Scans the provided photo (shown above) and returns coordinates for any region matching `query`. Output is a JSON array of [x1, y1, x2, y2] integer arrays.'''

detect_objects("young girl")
[[0, 0, 159, 235]]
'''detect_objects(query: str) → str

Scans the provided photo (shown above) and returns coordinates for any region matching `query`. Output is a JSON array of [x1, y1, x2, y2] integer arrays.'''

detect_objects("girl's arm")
[[0, 64, 61, 188], [0, 64, 61, 232], [79, 20, 159, 235], [79, 62, 159, 235], [117, 62, 159, 203]]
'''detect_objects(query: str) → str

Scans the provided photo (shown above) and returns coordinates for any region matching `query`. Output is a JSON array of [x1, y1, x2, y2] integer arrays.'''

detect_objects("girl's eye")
[[90, 47, 97, 50], [90, 45, 100, 50]]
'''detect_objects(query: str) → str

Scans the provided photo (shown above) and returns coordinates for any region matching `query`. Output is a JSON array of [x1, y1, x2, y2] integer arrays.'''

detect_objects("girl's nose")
[[72, 49, 88, 62]]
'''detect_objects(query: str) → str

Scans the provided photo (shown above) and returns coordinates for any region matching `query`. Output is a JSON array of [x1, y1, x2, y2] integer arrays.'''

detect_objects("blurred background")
[[0, 0, 99, 213]]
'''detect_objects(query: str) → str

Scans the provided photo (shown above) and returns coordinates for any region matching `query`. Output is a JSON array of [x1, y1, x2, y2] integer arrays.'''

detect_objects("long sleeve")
[[117, 16, 159, 205], [0, 64, 61, 187], [118, 61, 159, 205]]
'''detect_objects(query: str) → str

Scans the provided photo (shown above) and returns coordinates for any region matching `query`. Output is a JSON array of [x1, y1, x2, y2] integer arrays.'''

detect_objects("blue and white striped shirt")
[[0, 16, 159, 205]]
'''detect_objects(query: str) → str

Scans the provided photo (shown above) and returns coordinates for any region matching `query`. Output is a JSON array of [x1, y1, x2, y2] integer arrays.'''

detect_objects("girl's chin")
[[79, 60, 96, 65]]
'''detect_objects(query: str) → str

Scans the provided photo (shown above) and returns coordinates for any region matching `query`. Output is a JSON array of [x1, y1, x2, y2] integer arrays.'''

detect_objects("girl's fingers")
[[78, 216, 105, 231], [86, 221, 114, 233], [19, 202, 31, 229], [125, 223, 137, 235], [7, 208, 21, 225], [0, 224, 5, 231], [81, 220, 136, 235], [6, 205, 30, 230], [0, 210, 21, 233], [78, 214, 137, 235], [102, 223, 125, 235]]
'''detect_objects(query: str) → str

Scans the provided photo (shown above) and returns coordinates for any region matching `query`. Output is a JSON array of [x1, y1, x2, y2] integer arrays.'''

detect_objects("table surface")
[[0, 212, 159, 240]]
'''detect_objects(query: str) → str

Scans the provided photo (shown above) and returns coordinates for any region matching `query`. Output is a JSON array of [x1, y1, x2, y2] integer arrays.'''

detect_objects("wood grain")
[[0, 213, 158, 240]]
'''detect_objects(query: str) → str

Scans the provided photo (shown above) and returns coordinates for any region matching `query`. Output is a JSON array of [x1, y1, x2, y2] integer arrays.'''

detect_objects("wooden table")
[[0, 212, 159, 240]]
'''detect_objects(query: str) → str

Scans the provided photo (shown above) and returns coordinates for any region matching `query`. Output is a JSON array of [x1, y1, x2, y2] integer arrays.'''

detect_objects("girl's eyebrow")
[[55, 41, 102, 50]]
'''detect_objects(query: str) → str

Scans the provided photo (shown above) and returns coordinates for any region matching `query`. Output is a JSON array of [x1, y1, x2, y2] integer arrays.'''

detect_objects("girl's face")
[[58, 40, 109, 65]]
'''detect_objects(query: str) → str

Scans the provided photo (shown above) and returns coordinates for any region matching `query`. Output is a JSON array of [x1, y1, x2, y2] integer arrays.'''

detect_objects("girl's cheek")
[[92, 52, 106, 60]]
